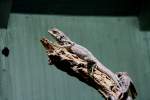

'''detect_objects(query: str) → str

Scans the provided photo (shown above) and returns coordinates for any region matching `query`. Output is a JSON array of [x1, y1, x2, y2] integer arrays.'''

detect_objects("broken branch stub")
[[40, 28, 137, 100]]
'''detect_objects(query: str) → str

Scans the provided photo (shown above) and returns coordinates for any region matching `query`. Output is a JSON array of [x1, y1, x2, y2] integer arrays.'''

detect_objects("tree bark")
[[40, 28, 137, 100]]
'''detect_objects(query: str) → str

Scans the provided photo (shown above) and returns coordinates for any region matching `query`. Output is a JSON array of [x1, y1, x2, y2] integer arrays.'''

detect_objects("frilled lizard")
[[40, 28, 137, 100]]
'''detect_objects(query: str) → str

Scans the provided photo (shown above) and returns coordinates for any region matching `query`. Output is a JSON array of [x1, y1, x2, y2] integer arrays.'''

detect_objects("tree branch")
[[40, 28, 137, 100]]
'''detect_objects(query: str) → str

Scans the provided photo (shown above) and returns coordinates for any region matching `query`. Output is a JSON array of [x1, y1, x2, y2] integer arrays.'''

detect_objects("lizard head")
[[48, 28, 73, 45]]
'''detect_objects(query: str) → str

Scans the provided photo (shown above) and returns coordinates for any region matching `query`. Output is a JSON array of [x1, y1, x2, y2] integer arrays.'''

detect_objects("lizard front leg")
[[85, 57, 97, 78]]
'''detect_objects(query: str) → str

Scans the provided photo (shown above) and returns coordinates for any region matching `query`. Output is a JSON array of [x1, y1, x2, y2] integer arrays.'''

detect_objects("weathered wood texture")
[[40, 30, 137, 100], [0, 14, 150, 100]]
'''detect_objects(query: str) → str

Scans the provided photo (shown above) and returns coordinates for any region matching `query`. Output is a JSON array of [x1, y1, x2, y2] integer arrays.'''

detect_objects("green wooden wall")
[[0, 14, 150, 100]]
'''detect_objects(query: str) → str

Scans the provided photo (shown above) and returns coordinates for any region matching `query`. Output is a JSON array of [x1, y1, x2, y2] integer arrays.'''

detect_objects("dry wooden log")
[[40, 28, 137, 100]]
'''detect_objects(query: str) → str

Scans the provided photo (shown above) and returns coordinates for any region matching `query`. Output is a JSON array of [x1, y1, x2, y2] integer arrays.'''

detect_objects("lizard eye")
[[52, 30, 59, 34], [68, 42, 71, 44]]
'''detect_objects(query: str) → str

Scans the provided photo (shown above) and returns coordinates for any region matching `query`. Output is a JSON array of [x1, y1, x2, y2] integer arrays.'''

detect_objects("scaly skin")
[[48, 28, 121, 88]]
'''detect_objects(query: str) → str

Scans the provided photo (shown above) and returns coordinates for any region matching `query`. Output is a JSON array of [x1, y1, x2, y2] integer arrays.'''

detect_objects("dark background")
[[11, 0, 141, 15], [0, 0, 150, 30]]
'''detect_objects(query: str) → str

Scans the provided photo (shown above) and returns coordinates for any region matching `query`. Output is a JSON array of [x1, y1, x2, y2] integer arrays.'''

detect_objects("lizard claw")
[[115, 72, 137, 99]]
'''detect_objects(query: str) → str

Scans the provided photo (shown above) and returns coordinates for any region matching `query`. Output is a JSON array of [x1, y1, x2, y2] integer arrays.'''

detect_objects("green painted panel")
[[0, 14, 150, 100]]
